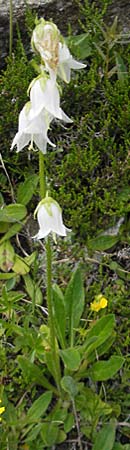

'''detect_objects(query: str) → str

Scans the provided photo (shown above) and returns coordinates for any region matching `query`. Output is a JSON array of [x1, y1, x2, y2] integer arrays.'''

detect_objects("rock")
[[0, 0, 79, 67]]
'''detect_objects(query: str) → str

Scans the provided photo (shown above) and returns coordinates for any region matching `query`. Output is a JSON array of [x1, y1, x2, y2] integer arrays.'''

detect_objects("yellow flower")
[[90, 294, 108, 312], [0, 400, 5, 421]]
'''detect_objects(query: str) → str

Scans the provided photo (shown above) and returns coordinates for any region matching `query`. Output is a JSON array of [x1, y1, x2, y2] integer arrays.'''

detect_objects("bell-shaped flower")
[[31, 19, 60, 72], [33, 195, 71, 240], [57, 42, 86, 83], [11, 102, 55, 153], [30, 76, 73, 123]]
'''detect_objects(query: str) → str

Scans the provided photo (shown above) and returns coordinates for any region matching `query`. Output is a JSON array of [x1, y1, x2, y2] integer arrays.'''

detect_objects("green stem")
[[39, 151, 46, 198], [9, 0, 13, 57], [38, 151, 61, 392], [46, 237, 61, 393]]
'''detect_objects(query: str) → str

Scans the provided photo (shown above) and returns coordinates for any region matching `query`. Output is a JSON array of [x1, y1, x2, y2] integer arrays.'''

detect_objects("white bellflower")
[[34, 196, 71, 240]]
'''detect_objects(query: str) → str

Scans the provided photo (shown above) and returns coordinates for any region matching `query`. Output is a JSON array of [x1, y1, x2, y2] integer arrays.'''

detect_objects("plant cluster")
[[0, 1, 130, 450]]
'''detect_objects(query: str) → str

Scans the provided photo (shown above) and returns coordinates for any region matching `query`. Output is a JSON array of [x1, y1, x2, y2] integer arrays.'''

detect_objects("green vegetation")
[[0, 1, 130, 449]]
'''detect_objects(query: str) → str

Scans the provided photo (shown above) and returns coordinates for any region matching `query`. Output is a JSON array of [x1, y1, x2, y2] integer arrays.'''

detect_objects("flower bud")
[[32, 19, 60, 71]]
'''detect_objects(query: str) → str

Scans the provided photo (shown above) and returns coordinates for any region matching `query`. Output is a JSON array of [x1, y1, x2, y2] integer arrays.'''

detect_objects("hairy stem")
[[39, 150, 61, 393], [46, 237, 61, 393], [39, 151, 46, 198]]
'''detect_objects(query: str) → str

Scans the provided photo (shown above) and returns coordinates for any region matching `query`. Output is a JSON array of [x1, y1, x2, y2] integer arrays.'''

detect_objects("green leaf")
[[0, 240, 15, 271], [115, 53, 128, 82], [24, 274, 43, 305], [64, 413, 74, 433], [24, 251, 37, 266], [45, 350, 59, 382], [113, 444, 125, 450], [76, 386, 112, 418], [89, 355, 124, 381], [93, 42, 106, 60], [64, 266, 84, 346], [0, 222, 9, 233], [17, 356, 55, 391], [0, 222, 24, 243], [56, 429, 66, 444], [25, 391, 52, 424], [66, 33, 92, 59], [53, 284, 66, 348], [0, 203, 27, 222], [61, 376, 78, 398], [92, 420, 117, 450], [12, 255, 31, 274], [82, 314, 115, 358], [89, 234, 119, 251], [60, 348, 81, 371], [25, 424, 42, 442], [17, 174, 39, 205], [41, 423, 59, 446], [0, 272, 17, 279], [108, 65, 118, 78]]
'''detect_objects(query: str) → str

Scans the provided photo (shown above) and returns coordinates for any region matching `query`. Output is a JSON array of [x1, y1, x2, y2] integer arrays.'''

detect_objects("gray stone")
[[0, 0, 79, 66]]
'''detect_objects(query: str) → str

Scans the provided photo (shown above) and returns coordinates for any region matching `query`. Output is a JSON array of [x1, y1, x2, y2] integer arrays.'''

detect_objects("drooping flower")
[[31, 19, 60, 72], [33, 195, 71, 240], [31, 19, 86, 83], [0, 400, 5, 421], [57, 42, 86, 83], [90, 294, 108, 312], [11, 102, 55, 153], [30, 76, 73, 122]]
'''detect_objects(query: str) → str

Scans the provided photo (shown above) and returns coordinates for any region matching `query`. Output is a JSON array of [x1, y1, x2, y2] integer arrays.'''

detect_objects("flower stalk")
[[39, 151, 46, 198], [39, 152, 61, 393], [46, 236, 61, 393]]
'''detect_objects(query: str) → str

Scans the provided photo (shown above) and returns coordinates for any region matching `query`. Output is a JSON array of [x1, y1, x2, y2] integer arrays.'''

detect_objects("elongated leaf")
[[17, 356, 55, 391], [0, 240, 15, 271], [17, 175, 39, 205], [64, 266, 84, 346], [115, 53, 128, 82], [82, 314, 115, 357], [89, 355, 124, 381], [25, 391, 52, 424], [66, 33, 92, 59], [92, 420, 117, 450], [0, 222, 9, 233], [93, 42, 106, 60], [0, 222, 24, 244], [89, 234, 119, 251], [24, 274, 42, 305], [0, 272, 17, 279], [12, 255, 30, 275], [25, 424, 42, 442], [41, 422, 59, 446], [0, 203, 27, 222], [25, 251, 37, 266], [60, 348, 81, 371], [53, 284, 66, 348]]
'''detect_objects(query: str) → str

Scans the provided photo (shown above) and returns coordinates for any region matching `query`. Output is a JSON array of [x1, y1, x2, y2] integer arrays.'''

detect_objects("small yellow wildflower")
[[90, 294, 108, 312], [0, 400, 5, 421]]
